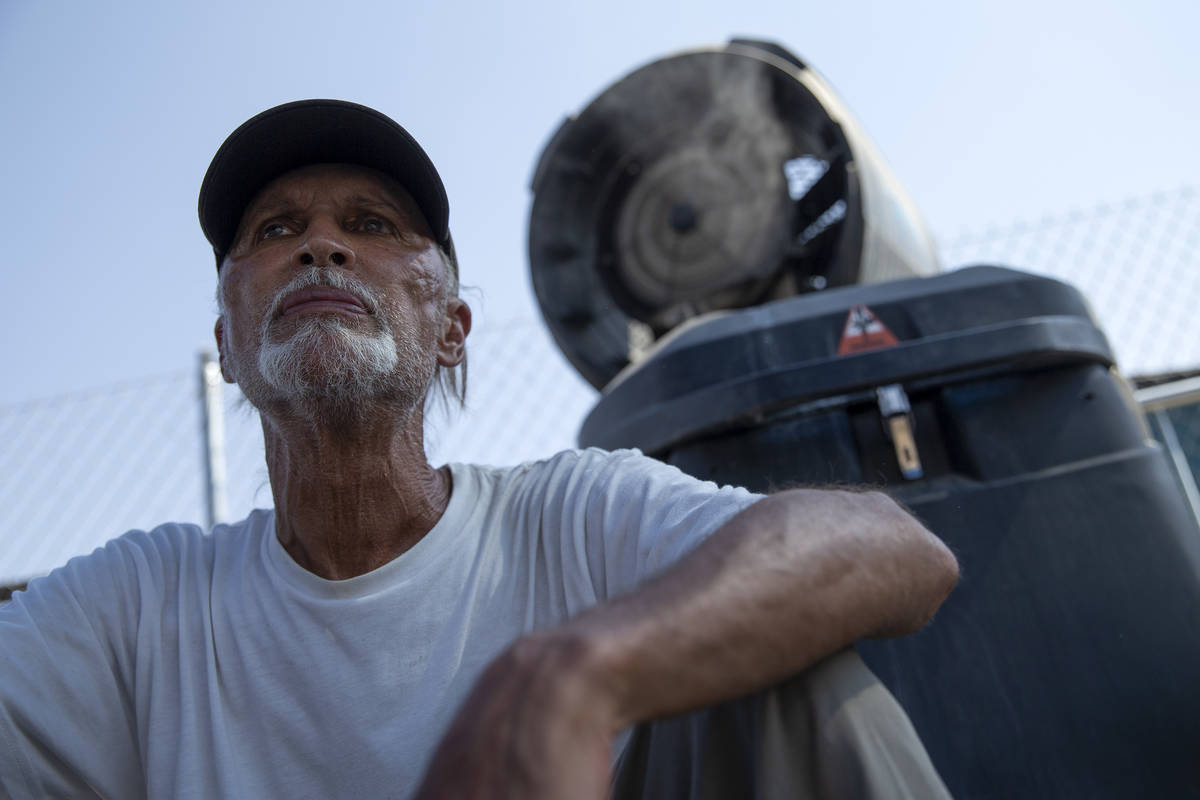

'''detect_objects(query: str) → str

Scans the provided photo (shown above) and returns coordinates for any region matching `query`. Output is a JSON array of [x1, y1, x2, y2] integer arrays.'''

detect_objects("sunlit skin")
[[214, 164, 471, 580]]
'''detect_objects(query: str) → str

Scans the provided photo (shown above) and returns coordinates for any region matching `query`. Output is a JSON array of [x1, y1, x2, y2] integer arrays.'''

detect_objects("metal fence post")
[[199, 351, 228, 528]]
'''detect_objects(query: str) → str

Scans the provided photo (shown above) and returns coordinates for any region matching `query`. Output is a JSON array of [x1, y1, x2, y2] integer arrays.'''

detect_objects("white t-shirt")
[[0, 448, 760, 799]]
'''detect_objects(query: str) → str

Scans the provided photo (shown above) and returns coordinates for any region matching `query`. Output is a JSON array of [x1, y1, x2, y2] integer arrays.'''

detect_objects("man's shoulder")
[[3, 510, 271, 637], [448, 448, 737, 525], [458, 447, 655, 481], [108, 508, 271, 562], [28, 510, 274, 597], [451, 448, 662, 499]]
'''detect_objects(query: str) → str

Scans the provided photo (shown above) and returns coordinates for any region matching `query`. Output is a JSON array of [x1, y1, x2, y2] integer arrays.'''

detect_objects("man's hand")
[[417, 488, 958, 797], [413, 634, 619, 800]]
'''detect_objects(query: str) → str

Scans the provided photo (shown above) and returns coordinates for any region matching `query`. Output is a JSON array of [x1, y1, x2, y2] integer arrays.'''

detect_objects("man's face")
[[215, 163, 468, 424]]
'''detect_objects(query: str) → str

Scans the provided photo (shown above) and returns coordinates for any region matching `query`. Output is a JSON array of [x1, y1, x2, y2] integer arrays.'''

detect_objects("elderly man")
[[0, 100, 957, 799]]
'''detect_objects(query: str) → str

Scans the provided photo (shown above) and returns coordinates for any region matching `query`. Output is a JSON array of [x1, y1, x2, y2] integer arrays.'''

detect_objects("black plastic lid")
[[579, 267, 1115, 453]]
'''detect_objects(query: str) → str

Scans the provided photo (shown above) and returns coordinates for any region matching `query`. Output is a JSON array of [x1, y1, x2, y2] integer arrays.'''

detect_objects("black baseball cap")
[[198, 99, 451, 270]]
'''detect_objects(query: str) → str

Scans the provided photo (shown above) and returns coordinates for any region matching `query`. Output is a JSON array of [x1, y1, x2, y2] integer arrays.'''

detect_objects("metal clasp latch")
[[876, 384, 923, 480]]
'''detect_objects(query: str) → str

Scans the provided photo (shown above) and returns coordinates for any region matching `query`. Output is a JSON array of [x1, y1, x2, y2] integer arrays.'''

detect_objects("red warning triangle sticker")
[[837, 304, 900, 355]]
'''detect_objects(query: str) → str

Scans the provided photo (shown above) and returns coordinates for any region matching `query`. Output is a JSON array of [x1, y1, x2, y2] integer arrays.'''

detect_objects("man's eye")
[[261, 222, 291, 239], [360, 216, 388, 233]]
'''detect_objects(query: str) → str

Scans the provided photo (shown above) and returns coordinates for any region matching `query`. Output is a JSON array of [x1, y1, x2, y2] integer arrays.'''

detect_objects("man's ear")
[[436, 298, 472, 368], [214, 317, 236, 384]]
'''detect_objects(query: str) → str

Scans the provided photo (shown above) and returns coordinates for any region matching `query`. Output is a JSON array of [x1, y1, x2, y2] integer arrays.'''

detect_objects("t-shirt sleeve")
[[0, 537, 148, 798], [551, 448, 763, 602]]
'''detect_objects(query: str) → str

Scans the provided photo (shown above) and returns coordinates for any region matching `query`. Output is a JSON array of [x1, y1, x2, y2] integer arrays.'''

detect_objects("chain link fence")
[[5, 186, 1200, 587], [1, 373, 205, 585], [940, 186, 1200, 375]]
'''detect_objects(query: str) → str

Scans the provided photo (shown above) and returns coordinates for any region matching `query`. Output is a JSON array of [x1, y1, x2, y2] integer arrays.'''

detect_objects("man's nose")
[[292, 221, 355, 269]]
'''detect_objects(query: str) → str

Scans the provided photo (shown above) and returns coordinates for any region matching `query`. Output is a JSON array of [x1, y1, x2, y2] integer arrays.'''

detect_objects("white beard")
[[243, 267, 436, 424], [260, 316, 397, 398]]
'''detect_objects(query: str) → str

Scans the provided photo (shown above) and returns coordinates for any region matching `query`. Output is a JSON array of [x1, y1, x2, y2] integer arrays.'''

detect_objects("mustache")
[[264, 267, 383, 322]]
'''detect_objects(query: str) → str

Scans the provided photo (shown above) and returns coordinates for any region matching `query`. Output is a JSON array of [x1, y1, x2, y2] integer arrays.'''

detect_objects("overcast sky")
[[2, 0, 1197, 405]]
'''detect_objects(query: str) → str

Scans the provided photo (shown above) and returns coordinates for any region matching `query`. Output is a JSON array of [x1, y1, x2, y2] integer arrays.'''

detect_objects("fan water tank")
[[529, 40, 1200, 798]]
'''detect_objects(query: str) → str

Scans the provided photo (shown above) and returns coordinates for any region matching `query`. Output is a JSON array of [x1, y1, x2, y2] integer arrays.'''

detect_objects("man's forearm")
[[544, 488, 959, 731], [416, 489, 958, 798]]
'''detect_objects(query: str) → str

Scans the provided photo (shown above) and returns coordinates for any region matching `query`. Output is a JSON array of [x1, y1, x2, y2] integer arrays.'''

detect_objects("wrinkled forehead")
[[236, 163, 434, 239]]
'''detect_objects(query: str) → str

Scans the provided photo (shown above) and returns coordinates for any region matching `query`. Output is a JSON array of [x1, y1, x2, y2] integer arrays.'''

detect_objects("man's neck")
[[261, 406, 450, 580]]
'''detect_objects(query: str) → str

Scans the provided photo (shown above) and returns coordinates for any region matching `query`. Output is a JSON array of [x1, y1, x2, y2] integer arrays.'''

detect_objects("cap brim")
[[198, 99, 450, 265]]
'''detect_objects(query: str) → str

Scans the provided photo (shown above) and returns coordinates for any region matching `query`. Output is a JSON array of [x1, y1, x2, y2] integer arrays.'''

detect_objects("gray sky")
[[3, 0, 1198, 405]]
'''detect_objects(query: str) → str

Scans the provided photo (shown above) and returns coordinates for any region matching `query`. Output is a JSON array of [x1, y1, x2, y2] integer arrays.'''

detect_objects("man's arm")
[[0, 539, 144, 799], [417, 489, 959, 799]]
